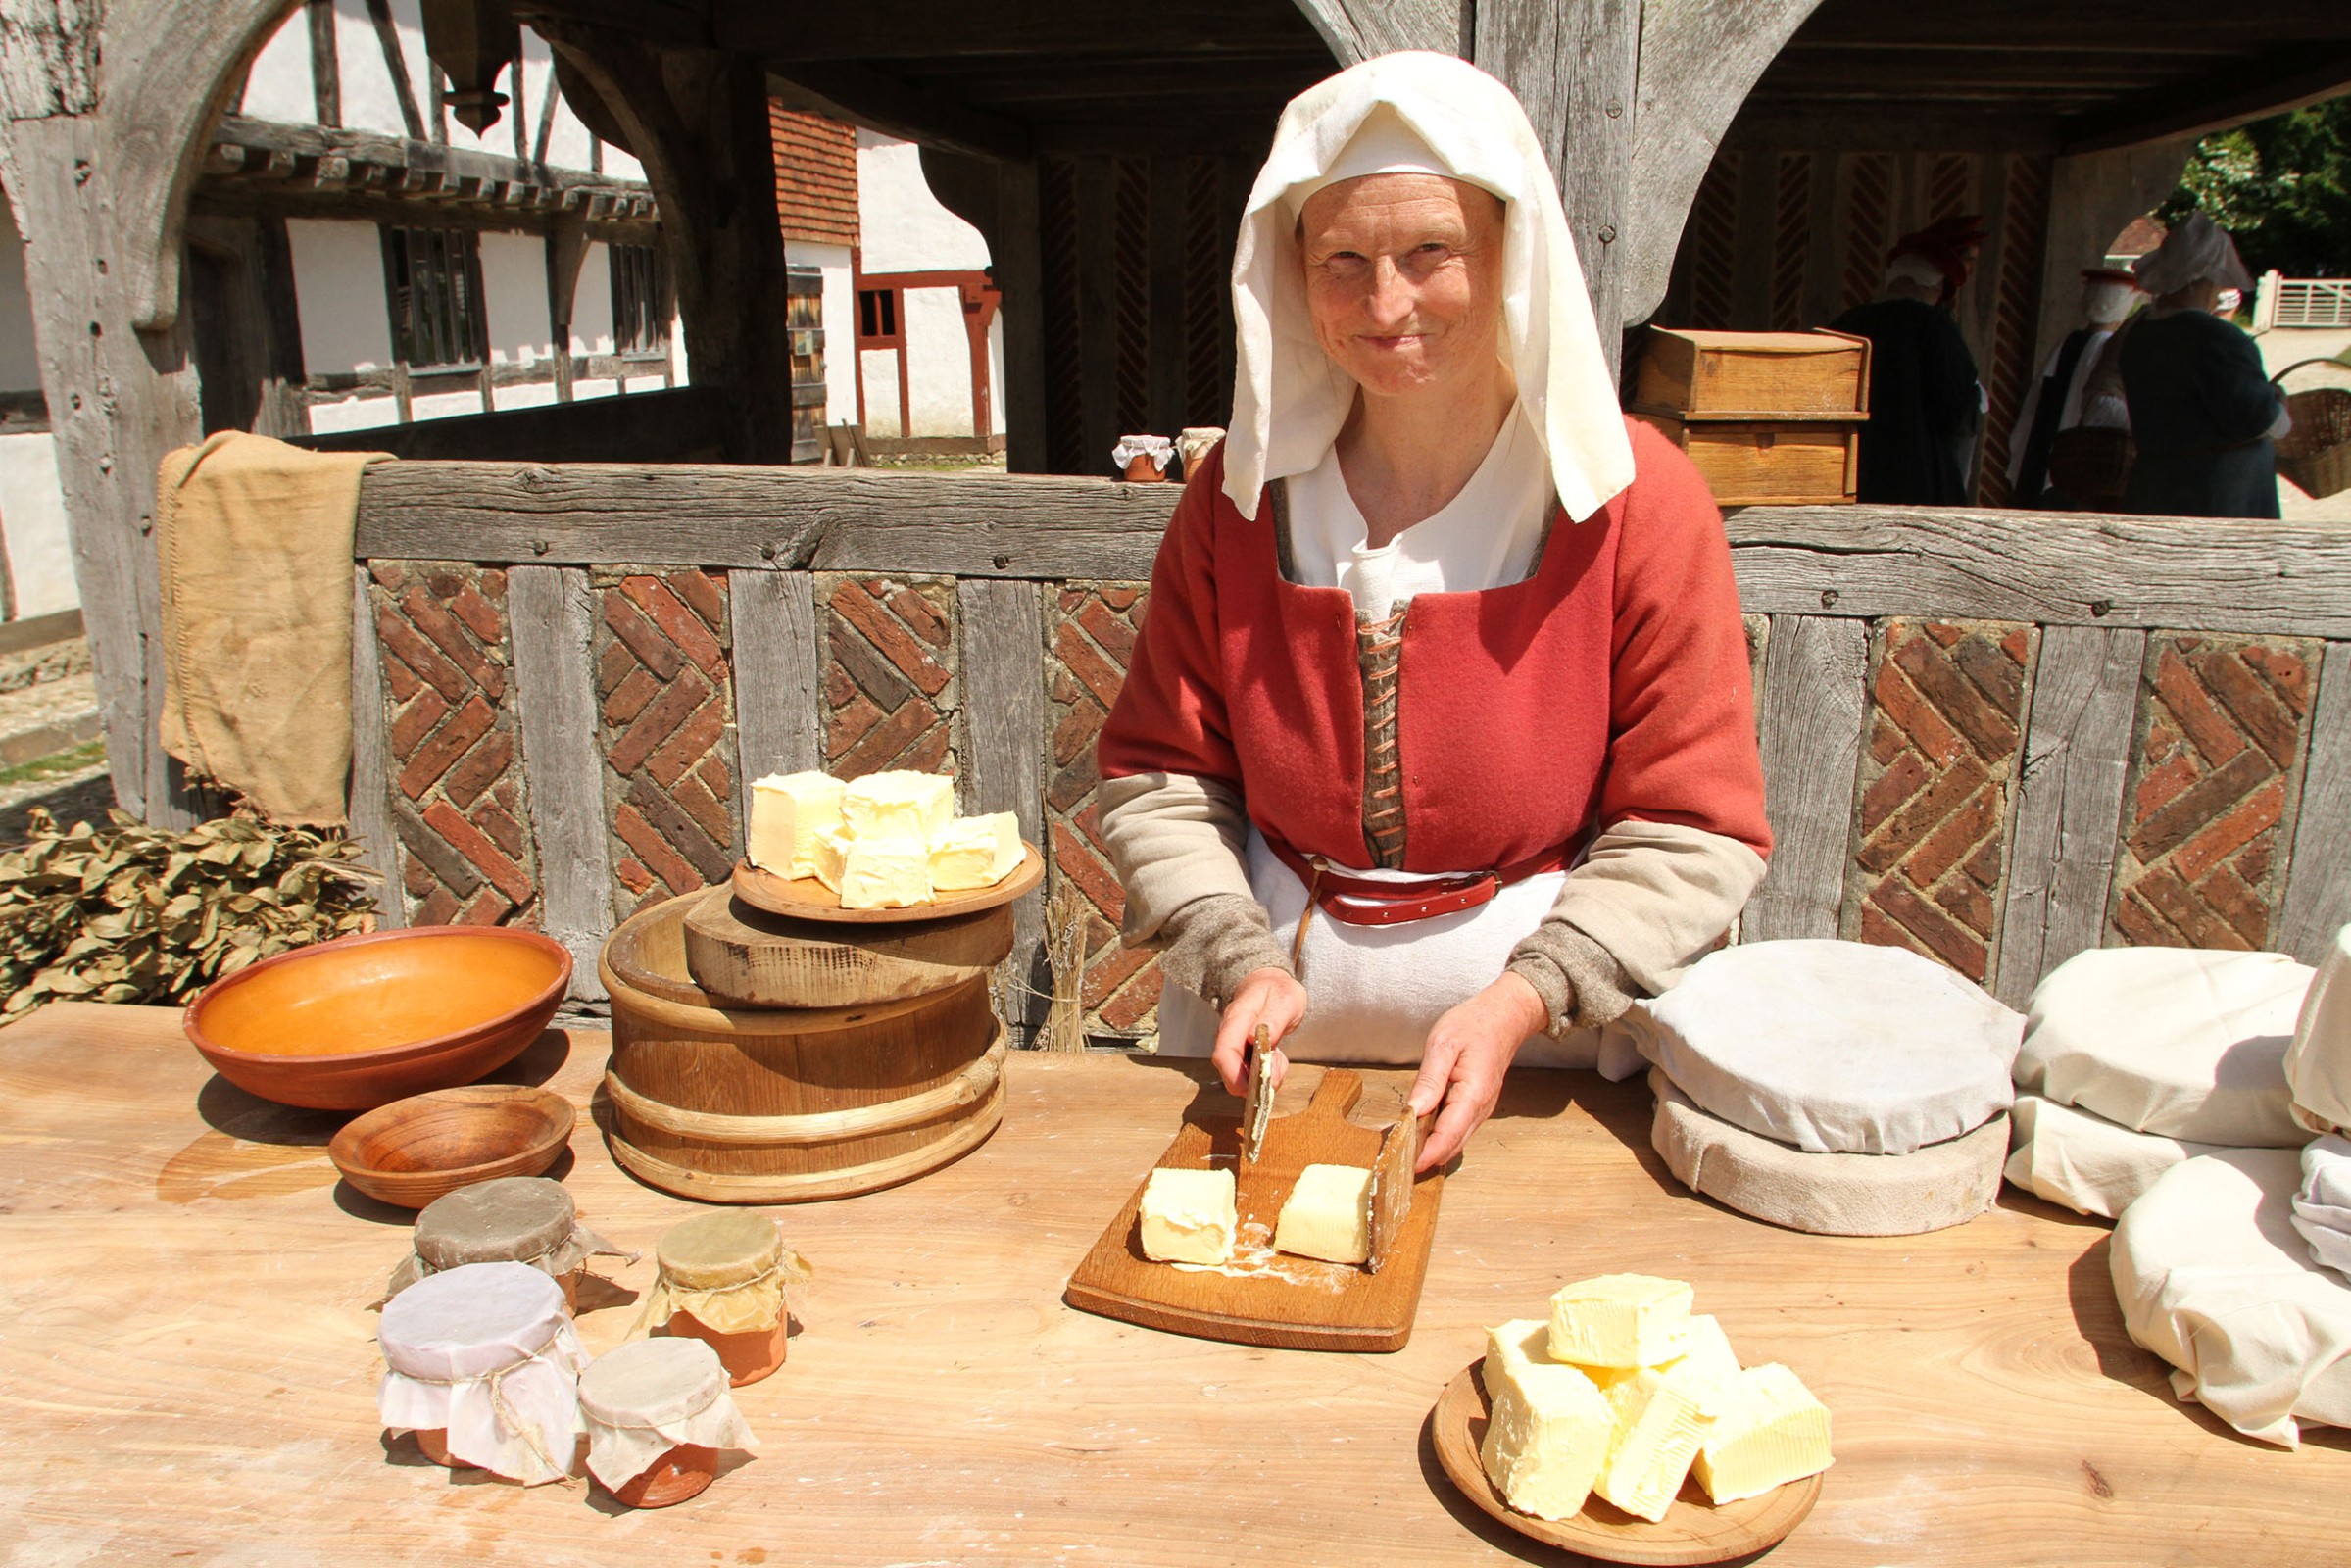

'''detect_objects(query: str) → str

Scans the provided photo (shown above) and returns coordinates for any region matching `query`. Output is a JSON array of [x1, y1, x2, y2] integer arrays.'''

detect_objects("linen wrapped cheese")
[[1649, 1069, 2007, 1236], [2111, 1149, 2351, 1448], [1622, 940, 2022, 1155], [2286, 923, 2351, 1136], [2002, 1093, 2227, 1220], [2019, 946, 2312, 1147]]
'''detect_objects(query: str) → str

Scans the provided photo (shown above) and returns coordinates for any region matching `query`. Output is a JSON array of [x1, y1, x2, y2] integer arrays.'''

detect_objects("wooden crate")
[[1632, 328, 1872, 421], [1631, 413, 1860, 507]]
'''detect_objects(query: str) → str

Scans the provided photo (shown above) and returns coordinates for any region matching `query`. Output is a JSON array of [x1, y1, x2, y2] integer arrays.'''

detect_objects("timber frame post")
[[0, 0, 300, 825]]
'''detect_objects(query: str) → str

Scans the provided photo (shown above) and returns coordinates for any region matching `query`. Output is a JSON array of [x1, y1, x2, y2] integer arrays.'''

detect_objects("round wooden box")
[[600, 891, 1005, 1203]]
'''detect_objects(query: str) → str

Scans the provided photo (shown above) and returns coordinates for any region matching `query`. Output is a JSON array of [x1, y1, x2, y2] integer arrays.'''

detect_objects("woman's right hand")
[[1211, 966, 1307, 1095]]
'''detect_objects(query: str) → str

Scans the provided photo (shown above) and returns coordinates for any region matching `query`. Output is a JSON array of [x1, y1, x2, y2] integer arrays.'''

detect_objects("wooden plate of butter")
[[732, 768, 1044, 922], [1430, 1276, 1827, 1565]]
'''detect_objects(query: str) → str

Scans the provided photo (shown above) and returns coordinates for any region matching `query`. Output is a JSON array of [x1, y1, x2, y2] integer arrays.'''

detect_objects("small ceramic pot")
[[414, 1428, 456, 1467], [608, 1444, 719, 1508], [666, 1308, 787, 1387], [1123, 454, 1167, 482]]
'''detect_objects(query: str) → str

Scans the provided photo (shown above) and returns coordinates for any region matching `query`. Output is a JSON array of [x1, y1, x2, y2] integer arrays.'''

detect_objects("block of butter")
[[841, 771, 956, 844], [838, 835, 933, 910], [1547, 1274, 1694, 1369], [747, 770, 845, 879], [1658, 1313, 1741, 1385], [808, 824, 854, 895], [1274, 1163, 1372, 1264], [1138, 1166, 1236, 1265], [1691, 1363, 1833, 1504], [931, 810, 1022, 891], [1479, 1319, 1615, 1520], [1593, 1358, 1728, 1522]]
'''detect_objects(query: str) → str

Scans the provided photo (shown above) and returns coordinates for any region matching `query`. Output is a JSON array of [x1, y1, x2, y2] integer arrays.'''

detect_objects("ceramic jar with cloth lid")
[[634, 1210, 808, 1385], [576, 1337, 758, 1508], [1620, 940, 2024, 1235], [386, 1176, 633, 1309], [376, 1260, 588, 1484]]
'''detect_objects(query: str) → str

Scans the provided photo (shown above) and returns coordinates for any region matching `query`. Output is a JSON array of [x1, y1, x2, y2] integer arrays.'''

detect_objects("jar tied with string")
[[384, 1176, 632, 1311], [576, 1337, 758, 1508], [634, 1210, 808, 1386], [376, 1261, 588, 1484]]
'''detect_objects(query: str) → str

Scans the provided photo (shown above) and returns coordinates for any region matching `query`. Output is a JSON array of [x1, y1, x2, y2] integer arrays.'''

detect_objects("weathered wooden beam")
[[346, 567, 407, 927], [508, 564, 612, 1000], [2278, 640, 2351, 966], [1476, 0, 1638, 368], [2062, 45, 2351, 155], [727, 569, 824, 808], [1725, 506, 2351, 637], [994, 161, 1052, 475], [768, 64, 1032, 164], [956, 577, 1049, 1040], [1992, 623, 2142, 1005], [1742, 612, 1869, 942]]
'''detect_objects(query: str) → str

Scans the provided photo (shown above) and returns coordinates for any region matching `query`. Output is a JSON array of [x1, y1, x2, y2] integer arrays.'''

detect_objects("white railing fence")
[[2255, 270, 2351, 329]]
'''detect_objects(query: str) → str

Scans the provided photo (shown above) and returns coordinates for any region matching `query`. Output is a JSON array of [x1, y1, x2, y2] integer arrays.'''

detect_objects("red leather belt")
[[1262, 832, 1575, 928]]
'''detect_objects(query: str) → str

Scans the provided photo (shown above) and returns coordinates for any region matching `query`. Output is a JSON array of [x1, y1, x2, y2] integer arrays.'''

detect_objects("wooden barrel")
[[600, 892, 1004, 1202], [680, 889, 1012, 1008]]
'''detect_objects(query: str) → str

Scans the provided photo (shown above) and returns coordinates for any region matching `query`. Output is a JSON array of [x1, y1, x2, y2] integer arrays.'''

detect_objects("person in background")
[[2117, 211, 2289, 519], [1830, 216, 1988, 506], [2006, 269, 2139, 509]]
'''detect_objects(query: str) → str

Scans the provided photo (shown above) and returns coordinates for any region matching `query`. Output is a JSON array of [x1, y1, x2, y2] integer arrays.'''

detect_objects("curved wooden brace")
[[103, 0, 308, 332], [1622, 0, 1827, 326], [1287, 0, 1464, 67]]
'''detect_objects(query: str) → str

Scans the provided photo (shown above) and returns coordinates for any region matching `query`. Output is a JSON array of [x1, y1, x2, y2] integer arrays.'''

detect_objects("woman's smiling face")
[[1298, 172, 1507, 402]]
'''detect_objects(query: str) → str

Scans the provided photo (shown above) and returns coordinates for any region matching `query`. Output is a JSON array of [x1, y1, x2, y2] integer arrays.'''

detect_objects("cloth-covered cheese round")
[[1624, 940, 2023, 1154], [2019, 946, 2312, 1147], [2112, 1148, 2351, 1448], [2286, 923, 2351, 1135], [1649, 1070, 2006, 1235], [2002, 1093, 2225, 1220]]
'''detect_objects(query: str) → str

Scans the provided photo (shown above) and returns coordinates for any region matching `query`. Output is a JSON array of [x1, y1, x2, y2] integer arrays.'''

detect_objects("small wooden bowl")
[[329, 1084, 576, 1208], [184, 926, 571, 1110]]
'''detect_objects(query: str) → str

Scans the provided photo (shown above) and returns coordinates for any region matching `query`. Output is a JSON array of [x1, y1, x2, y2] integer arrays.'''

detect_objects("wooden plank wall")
[[348, 466, 2351, 1034]]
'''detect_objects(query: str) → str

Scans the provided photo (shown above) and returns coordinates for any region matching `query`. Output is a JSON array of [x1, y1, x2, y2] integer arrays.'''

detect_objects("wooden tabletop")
[[3, 1002, 2344, 1565]]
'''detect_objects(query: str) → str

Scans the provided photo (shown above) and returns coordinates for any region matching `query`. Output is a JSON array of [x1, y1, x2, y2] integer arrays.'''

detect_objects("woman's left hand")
[[1407, 972, 1548, 1173]]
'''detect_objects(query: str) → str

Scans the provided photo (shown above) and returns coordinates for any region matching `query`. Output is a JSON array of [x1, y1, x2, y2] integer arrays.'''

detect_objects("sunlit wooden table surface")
[[2, 1001, 2344, 1565]]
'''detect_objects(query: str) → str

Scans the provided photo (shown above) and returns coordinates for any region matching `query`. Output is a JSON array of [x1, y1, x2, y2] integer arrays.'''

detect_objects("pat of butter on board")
[[1480, 1278, 1831, 1523], [1137, 1167, 1237, 1265], [756, 767, 1026, 908], [747, 770, 846, 879], [932, 811, 1022, 891], [1274, 1163, 1372, 1264], [841, 771, 955, 843], [1479, 1319, 1615, 1520]]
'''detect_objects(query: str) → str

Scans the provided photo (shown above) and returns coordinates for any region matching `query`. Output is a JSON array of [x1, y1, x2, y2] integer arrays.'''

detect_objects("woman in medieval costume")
[[1095, 53, 1771, 1173], [2117, 211, 2289, 519]]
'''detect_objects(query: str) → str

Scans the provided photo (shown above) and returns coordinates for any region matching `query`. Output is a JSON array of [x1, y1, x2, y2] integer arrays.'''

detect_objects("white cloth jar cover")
[[377, 1260, 589, 1484], [387, 1176, 632, 1299], [1650, 1070, 2007, 1236], [1619, 940, 2023, 1155], [1221, 51, 1634, 527], [2003, 1094, 2227, 1220], [2019, 946, 2313, 1147], [2285, 923, 2351, 1135], [576, 1337, 758, 1492], [2294, 1135, 2351, 1277], [634, 1210, 806, 1337], [2112, 1149, 2351, 1448]]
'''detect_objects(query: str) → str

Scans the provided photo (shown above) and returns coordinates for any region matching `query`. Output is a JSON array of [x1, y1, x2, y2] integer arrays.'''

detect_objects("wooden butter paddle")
[[1239, 1023, 1277, 1166], [1366, 1111, 1420, 1273]]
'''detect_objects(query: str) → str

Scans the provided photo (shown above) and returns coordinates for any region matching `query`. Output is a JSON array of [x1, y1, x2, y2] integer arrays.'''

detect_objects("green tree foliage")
[[2160, 97, 2351, 278]]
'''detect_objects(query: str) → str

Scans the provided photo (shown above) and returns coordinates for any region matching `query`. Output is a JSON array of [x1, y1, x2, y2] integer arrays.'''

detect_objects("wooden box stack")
[[1628, 328, 1871, 506]]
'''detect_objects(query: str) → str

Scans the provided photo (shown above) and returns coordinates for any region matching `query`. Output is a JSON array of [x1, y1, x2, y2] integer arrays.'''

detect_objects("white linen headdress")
[[2132, 210, 2256, 297], [1223, 51, 1634, 523]]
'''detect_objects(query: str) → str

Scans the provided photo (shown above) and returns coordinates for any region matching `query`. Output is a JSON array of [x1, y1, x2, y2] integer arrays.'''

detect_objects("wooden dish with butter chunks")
[[732, 842, 1044, 924], [1431, 1360, 1822, 1565], [737, 767, 1046, 922]]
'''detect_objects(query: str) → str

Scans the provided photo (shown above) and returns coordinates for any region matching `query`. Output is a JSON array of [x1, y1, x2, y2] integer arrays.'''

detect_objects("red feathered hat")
[[1888, 215, 1989, 306]]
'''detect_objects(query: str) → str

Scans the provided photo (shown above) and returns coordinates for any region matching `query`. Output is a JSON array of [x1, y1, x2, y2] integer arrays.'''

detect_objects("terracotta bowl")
[[328, 1084, 577, 1208], [184, 926, 572, 1110]]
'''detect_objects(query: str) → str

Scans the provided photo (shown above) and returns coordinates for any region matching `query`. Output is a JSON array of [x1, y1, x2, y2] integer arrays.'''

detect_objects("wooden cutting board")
[[1063, 1067, 1443, 1352]]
